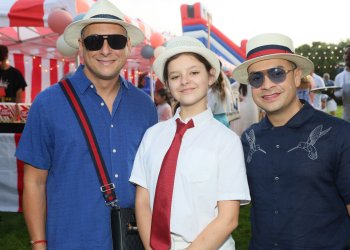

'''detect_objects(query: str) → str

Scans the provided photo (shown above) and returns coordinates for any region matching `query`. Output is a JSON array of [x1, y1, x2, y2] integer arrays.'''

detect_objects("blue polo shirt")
[[16, 65, 157, 249], [241, 101, 350, 250]]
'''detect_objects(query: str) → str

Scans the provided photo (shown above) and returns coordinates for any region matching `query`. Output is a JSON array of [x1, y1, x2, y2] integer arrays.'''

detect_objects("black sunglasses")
[[83, 34, 127, 51], [248, 67, 296, 88]]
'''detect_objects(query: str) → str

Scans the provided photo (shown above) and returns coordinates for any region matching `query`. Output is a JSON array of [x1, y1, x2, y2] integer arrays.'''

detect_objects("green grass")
[[0, 207, 251, 250], [0, 212, 30, 250], [335, 104, 343, 118], [0, 106, 343, 250], [233, 204, 251, 249]]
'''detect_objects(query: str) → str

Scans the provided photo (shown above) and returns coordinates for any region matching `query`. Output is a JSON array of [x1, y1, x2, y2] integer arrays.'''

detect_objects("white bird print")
[[288, 125, 332, 160], [245, 129, 266, 163]]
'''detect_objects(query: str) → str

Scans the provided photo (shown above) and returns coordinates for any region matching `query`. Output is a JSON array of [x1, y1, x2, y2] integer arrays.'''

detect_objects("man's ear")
[[294, 68, 302, 88]]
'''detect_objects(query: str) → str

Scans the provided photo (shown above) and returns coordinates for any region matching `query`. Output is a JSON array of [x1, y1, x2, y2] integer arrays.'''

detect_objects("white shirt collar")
[[173, 107, 213, 128]]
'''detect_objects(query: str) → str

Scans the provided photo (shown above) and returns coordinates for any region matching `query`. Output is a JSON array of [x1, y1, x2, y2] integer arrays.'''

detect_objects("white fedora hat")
[[232, 33, 314, 84], [153, 36, 220, 83], [64, 0, 144, 48]]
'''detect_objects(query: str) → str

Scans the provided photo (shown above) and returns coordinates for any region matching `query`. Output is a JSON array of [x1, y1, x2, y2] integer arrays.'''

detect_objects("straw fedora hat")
[[232, 33, 314, 84], [64, 0, 144, 48], [153, 36, 220, 83]]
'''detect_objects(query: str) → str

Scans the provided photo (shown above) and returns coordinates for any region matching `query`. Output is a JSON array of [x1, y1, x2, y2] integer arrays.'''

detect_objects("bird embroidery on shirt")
[[245, 129, 266, 163], [287, 125, 332, 160]]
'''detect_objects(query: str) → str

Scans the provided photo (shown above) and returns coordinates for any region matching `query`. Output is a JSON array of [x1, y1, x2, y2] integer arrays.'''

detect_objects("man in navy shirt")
[[16, 0, 157, 249], [233, 33, 350, 249]]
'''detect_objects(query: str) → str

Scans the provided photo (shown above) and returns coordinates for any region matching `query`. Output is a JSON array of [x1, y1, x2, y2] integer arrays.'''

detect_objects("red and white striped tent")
[[0, 0, 155, 212], [0, 0, 155, 103], [0, 0, 94, 103]]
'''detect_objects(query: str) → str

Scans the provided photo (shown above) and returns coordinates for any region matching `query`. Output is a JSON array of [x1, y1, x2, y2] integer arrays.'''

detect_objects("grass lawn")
[[0, 212, 29, 250], [0, 206, 251, 250], [233, 204, 251, 249], [0, 106, 343, 250]]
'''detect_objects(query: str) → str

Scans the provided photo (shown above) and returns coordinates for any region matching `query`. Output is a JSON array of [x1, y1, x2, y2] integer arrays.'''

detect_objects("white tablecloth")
[[0, 133, 23, 212]]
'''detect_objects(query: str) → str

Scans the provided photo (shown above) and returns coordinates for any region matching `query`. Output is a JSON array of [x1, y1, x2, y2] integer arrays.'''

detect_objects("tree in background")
[[296, 39, 350, 79]]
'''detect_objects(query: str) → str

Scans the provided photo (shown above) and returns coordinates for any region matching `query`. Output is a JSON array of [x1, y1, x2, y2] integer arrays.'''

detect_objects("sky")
[[115, 0, 349, 48]]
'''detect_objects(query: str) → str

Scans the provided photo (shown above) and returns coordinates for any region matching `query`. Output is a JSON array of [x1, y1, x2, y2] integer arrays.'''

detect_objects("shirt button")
[[100, 102, 105, 106], [112, 149, 117, 153], [274, 176, 279, 181], [114, 173, 118, 178], [111, 124, 114, 128], [90, 85, 94, 88], [274, 210, 279, 214], [274, 242, 278, 246], [275, 144, 280, 148]]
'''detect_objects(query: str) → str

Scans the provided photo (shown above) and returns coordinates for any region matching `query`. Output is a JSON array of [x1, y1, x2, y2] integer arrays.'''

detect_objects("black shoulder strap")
[[59, 79, 117, 206]]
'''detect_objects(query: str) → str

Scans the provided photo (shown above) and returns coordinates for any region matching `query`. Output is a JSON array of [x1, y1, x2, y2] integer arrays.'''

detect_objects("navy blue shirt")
[[16, 65, 158, 249], [241, 101, 350, 250]]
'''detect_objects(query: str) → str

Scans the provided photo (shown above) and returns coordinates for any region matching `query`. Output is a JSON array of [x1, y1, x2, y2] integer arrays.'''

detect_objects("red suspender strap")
[[59, 79, 117, 205]]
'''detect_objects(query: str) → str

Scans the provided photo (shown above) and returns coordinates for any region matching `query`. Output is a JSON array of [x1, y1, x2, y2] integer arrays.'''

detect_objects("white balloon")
[[154, 46, 166, 58], [73, 13, 85, 22], [56, 35, 77, 57]]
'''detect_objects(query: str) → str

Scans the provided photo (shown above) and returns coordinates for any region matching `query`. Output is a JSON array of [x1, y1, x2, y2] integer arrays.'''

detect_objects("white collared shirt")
[[130, 108, 250, 248]]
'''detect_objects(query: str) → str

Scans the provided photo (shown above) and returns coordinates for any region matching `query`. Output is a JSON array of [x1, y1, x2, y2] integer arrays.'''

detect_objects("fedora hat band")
[[247, 45, 294, 60], [91, 14, 123, 20]]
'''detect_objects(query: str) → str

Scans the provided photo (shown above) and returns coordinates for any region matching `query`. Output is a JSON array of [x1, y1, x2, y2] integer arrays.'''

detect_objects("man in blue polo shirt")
[[233, 33, 350, 249], [16, 0, 157, 249]]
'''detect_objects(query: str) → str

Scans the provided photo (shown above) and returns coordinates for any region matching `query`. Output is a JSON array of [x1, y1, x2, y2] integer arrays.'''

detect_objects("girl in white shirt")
[[130, 36, 250, 250]]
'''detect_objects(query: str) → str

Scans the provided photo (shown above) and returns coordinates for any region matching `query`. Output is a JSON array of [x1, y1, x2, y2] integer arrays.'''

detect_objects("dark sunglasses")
[[83, 34, 127, 51], [248, 67, 296, 88]]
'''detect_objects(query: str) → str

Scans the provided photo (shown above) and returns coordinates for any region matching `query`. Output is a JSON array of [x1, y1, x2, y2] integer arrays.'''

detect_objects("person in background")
[[320, 95, 328, 112], [207, 62, 235, 127], [130, 36, 250, 250], [334, 45, 350, 121], [155, 78, 166, 92], [310, 71, 325, 109], [15, 0, 157, 249], [323, 72, 337, 116], [233, 33, 350, 249], [0, 45, 27, 102], [138, 72, 147, 89], [138, 72, 153, 96], [231, 83, 260, 136], [154, 88, 173, 121], [297, 75, 312, 103]]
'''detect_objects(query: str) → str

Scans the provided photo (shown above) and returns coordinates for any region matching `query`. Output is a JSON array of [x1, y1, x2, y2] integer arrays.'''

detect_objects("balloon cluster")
[[49, 9, 85, 57], [141, 32, 166, 59]]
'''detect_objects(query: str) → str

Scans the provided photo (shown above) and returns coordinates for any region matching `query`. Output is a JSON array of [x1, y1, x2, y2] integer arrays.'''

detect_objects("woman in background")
[[207, 67, 234, 127]]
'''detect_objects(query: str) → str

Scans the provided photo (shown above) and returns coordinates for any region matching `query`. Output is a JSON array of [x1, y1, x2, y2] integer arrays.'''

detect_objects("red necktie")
[[150, 118, 194, 250]]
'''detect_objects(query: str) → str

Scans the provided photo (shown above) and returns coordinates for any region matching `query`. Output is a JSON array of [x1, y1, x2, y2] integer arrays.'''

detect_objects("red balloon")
[[48, 9, 73, 34], [150, 33, 165, 48]]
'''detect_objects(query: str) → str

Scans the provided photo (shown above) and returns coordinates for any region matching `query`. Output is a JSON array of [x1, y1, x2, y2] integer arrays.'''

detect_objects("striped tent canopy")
[[0, 0, 154, 62], [0, 0, 156, 102], [0, 0, 96, 60]]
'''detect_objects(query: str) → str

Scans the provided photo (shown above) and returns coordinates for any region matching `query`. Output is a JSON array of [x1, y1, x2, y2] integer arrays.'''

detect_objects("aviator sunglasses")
[[83, 34, 128, 51], [248, 67, 296, 88]]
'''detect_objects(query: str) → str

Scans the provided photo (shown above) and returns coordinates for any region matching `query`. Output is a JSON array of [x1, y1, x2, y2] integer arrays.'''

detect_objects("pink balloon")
[[48, 9, 73, 34], [150, 33, 165, 48]]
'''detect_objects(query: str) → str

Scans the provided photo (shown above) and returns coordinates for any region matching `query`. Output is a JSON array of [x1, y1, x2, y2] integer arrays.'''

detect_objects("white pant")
[[169, 233, 236, 250], [170, 234, 190, 250]]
